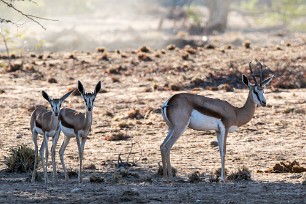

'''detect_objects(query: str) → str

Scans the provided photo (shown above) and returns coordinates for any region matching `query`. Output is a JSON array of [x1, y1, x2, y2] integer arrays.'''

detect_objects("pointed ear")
[[60, 89, 74, 102], [78, 80, 85, 95], [42, 91, 51, 102], [261, 75, 274, 87], [242, 74, 250, 87], [94, 81, 102, 95]]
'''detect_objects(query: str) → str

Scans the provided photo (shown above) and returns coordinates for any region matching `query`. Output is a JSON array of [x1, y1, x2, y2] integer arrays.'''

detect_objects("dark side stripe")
[[59, 115, 75, 129]]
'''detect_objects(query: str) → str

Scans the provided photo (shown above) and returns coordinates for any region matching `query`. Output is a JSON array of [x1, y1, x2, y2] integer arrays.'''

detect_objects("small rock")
[[16, 133, 23, 139], [48, 78, 58, 83], [70, 187, 81, 193], [210, 140, 218, 147]]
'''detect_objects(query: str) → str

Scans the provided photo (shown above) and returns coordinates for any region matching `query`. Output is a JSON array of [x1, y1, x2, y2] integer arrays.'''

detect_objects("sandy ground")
[[0, 42, 305, 203]]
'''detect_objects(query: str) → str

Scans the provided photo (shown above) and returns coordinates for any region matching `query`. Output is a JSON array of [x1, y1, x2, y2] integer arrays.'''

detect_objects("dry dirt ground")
[[0, 42, 305, 203]]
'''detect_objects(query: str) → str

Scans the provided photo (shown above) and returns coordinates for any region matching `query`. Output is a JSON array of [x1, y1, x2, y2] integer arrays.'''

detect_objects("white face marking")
[[189, 110, 222, 131], [252, 86, 266, 107], [83, 94, 96, 112], [50, 100, 62, 116]]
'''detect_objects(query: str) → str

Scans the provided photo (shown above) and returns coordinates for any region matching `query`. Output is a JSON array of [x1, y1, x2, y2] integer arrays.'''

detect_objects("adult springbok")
[[58, 81, 101, 183], [160, 61, 273, 182], [30, 90, 74, 183]]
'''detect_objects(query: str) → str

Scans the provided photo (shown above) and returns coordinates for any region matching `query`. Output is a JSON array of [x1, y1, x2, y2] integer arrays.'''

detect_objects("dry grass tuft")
[[227, 166, 251, 181], [4, 145, 37, 173], [137, 45, 151, 53], [126, 109, 144, 119], [104, 132, 131, 141], [137, 53, 152, 61], [89, 174, 104, 183], [166, 44, 176, 50], [157, 163, 177, 177], [189, 171, 201, 183]]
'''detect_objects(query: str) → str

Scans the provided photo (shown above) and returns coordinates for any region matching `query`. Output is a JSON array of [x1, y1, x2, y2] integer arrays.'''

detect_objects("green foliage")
[[4, 145, 38, 173], [185, 6, 203, 27], [238, 0, 306, 31]]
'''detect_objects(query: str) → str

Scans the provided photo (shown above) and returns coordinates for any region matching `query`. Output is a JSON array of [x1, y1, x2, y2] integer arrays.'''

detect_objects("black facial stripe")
[[253, 90, 261, 102]]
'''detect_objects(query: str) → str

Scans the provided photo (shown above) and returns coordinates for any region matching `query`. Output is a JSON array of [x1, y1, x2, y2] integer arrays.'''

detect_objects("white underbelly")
[[33, 127, 43, 135], [60, 122, 76, 137], [189, 110, 222, 131], [229, 126, 238, 133]]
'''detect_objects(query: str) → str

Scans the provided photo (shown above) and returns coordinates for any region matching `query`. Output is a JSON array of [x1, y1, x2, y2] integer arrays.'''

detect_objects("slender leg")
[[51, 129, 60, 183], [31, 131, 38, 182], [75, 134, 83, 183], [39, 136, 46, 183], [160, 124, 188, 182], [217, 127, 228, 182], [160, 129, 174, 178], [44, 133, 49, 184], [59, 135, 71, 181]]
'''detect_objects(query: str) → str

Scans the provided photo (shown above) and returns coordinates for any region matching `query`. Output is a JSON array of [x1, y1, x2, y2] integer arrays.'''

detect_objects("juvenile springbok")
[[58, 81, 101, 183], [160, 61, 273, 182], [30, 90, 74, 183]]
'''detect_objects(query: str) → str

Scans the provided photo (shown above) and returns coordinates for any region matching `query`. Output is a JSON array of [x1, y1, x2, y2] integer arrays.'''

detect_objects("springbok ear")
[[261, 75, 274, 87], [42, 91, 51, 102], [60, 89, 74, 102], [94, 81, 102, 95], [242, 74, 250, 87], [78, 81, 85, 95]]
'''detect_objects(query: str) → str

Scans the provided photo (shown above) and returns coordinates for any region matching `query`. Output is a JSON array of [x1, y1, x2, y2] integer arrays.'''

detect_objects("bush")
[[4, 145, 37, 173]]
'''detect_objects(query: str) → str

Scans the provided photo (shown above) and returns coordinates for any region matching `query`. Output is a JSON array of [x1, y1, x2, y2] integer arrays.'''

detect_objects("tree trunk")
[[206, 0, 230, 34]]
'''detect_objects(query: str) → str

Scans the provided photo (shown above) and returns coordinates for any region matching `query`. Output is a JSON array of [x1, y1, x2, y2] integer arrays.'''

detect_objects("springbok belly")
[[60, 122, 76, 137], [189, 110, 222, 131]]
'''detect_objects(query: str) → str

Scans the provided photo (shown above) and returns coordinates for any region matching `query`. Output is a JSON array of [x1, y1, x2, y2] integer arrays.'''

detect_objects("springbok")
[[30, 90, 74, 183], [58, 81, 101, 183], [160, 61, 273, 182]]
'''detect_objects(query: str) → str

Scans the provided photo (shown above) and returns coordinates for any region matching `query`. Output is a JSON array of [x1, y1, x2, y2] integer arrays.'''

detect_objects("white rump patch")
[[189, 110, 222, 131]]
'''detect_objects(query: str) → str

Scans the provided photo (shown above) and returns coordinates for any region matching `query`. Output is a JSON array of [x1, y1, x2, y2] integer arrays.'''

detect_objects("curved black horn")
[[249, 61, 258, 85], [257, 61, 263, 86]]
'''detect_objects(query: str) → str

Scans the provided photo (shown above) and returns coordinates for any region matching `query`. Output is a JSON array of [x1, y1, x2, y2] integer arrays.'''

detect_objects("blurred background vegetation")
[[0, 0, 306, 52]]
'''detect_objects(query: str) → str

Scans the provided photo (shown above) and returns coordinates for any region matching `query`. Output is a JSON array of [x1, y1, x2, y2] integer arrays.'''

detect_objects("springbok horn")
[[249, 61, 258, 85]]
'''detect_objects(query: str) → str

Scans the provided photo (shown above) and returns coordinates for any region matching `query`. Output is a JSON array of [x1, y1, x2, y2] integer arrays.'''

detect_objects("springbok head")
[[242, 61, 274, 107], [78, 80, 102, 112], [42, 90, 74, 116]]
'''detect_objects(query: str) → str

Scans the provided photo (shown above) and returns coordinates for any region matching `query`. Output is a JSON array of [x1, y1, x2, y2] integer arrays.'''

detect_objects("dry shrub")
[[167, 44, 176, 50], [214, 168, 228, 178], [4, 145, 37, 173], [184, 45, 197, 55], [170, 84, 181, 91], [137, 53, 152, 61], [157, 163, 177, 177], [181, 52, 189, 60], [227, 166, 251, 181], [267, 160, 306, 173], [67, 169, 78, 178], [126, 109, 144, 119], [243, 41, 251, 49], [84, 164, 96, 170], [118, 122, 133, 129], [104, 132, 130, 141], [89, 174, 104, 183], [48, 78, 58, 83], [217, 83, 234, 92], [97, 52, 109, 61], [96, 47, 105, 53], [189, 171, 201, 183], [137, 45, 151, 53]]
